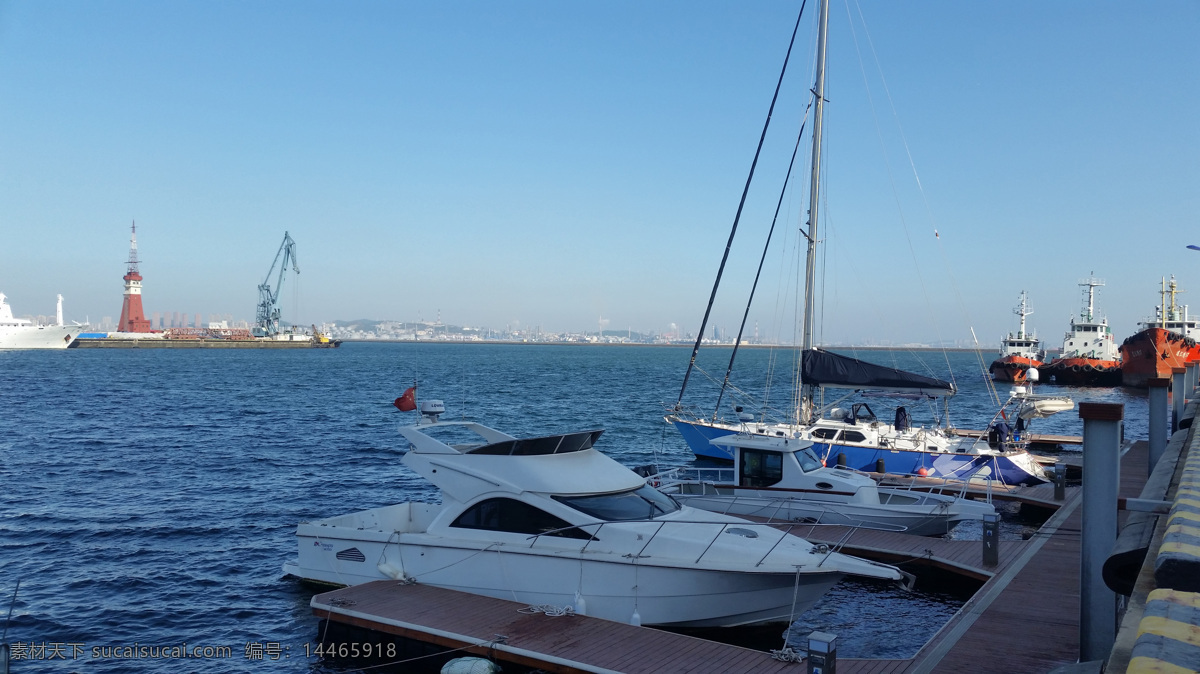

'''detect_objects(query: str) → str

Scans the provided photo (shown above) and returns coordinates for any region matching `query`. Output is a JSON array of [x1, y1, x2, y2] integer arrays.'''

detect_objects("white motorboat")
[[284, 400, 903, 628], [0, 293, 80, 349], [651, 433, 997, 537]]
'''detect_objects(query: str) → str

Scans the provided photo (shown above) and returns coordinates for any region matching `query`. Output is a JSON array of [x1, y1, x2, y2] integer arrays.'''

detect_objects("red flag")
[[394, 387, 417, 412]]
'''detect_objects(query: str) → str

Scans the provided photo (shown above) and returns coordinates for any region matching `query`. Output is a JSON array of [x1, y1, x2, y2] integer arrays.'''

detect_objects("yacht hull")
[[670, 417, 738, 460], [288, 531, 844, 627]]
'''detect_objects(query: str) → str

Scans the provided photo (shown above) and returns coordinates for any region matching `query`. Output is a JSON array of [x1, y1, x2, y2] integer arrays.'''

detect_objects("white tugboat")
[[1043, 277, 1121, 386], [989, 291, 1045, 383]]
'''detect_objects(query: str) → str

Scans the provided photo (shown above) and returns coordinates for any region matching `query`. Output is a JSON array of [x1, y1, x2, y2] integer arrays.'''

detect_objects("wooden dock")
[[308, 442, 1150, 673], [795, 522, 1037, 583], [955, 429, 1083, 445], [311, 581, 826, 673], [907, 439, 1148, 673]]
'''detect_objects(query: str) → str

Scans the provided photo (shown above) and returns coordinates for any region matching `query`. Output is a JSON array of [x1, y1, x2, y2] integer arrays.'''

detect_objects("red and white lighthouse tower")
[[117, 222, 152, 333]]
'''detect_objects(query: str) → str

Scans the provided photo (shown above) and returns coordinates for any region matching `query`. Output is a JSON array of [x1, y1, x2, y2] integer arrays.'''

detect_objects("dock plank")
[[312, 581, 817, 673]]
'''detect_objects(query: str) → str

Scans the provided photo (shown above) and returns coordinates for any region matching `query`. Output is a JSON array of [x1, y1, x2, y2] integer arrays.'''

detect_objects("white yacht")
[[283, 400, 903, 627], [0, 293, 79, 349], [652, 433, 997, 537]]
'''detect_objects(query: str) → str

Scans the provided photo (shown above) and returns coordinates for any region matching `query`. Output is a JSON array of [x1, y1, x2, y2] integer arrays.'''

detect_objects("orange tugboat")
[[1120, 276, 1200, 387], [989, 291, 1045, 382], [1043, 277, 1121, 386]]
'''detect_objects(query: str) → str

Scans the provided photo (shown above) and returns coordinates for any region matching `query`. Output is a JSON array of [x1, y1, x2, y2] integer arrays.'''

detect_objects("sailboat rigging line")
[[1, 579, 18, 644], [842, 0, 956, 386], [851, 0, 939, 235], [969, 326, 1002, 408], [674, 0, 809, 411], [850, 0, 971, 396], [712, 99, 815, 421]]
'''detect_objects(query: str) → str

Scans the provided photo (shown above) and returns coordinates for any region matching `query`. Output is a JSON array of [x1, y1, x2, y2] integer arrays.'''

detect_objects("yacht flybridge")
[[284, 400, 903, 628]]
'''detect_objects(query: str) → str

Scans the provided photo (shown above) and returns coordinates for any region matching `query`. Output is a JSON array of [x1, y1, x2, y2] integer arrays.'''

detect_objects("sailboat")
[[665, 0, 1061, 487]]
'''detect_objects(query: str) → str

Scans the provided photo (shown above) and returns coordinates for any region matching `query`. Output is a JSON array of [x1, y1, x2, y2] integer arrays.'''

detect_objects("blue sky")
[[0, 1, 1196, 345]]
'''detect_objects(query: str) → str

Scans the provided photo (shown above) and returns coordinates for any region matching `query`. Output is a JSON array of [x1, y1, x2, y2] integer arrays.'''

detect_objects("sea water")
[[0, 343, 1148, 671]]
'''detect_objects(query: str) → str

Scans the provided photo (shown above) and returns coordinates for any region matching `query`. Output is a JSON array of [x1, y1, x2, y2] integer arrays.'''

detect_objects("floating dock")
[[312, 582, 810, 674]]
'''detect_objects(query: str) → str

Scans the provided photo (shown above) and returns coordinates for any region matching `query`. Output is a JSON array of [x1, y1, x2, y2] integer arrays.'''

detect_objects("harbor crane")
[[253, 232, 299, 337]]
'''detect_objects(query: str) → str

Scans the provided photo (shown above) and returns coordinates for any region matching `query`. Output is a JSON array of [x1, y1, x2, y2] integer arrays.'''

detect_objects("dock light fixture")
[[806, 631, 837, 674]]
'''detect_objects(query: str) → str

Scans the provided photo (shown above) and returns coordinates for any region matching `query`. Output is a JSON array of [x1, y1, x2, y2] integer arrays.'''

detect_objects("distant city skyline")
[[1, 2, 1196, 345]]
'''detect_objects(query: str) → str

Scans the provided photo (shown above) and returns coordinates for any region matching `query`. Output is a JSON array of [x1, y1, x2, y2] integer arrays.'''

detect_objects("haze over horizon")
[[1, 1, 1196, 346]]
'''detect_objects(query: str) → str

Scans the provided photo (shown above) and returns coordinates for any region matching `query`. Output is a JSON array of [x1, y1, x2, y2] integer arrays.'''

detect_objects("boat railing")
[[525, 516, 874, 567], [663, 401, 793, 427], [832, 465, 996, 504], [648, 466, 735, 488]]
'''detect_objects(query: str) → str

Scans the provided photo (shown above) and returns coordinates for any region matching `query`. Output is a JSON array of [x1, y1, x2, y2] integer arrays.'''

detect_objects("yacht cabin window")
[[553, 484, 680, 522], [795, 448, 823, 473], [842, 430, 867, 444], [451, 497, 592, 539], [740, 449, 783, 488], [811, 428, 840, 440]]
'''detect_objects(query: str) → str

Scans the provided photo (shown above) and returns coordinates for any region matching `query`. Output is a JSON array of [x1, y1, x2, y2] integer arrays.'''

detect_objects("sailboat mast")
[[799, 0, 829, 424]]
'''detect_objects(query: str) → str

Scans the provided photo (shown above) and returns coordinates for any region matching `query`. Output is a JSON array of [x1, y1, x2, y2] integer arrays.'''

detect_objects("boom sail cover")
[[801, 348, 957, 397]]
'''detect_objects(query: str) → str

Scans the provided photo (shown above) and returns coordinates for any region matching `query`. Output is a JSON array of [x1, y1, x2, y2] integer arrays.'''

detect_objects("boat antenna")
[[673, 1, 809, 412], [713, 101, 814, 420], [798, 0, 830, 424]]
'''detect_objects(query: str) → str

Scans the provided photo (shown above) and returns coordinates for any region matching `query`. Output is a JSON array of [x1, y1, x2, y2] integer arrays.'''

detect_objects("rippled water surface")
[[0, 344, 1151, 671]]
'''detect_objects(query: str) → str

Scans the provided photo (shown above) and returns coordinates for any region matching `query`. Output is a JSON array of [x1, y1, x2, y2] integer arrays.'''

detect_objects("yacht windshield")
[[553, 485, 680, 521], [796, 447, 823, 473]]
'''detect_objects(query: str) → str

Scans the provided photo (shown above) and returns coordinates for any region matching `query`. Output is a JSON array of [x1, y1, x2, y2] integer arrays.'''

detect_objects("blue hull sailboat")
[[665, 0, 1066, 487]]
